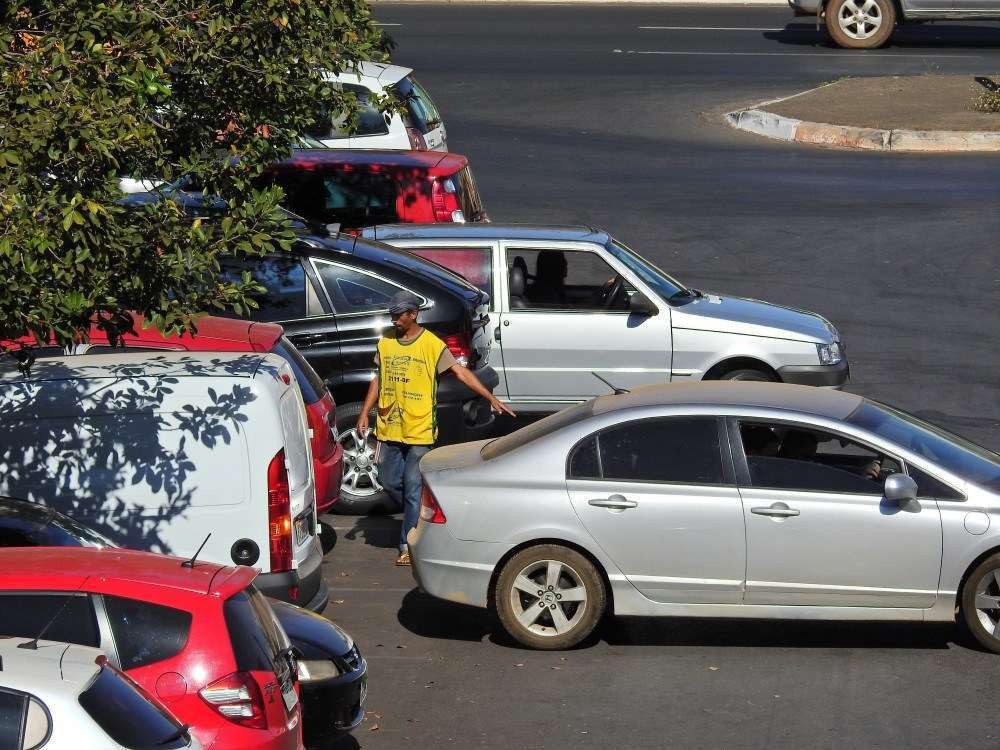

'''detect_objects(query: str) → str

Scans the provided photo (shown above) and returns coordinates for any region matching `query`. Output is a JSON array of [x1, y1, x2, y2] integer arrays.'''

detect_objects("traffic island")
[[727, 74, 1000, 152]]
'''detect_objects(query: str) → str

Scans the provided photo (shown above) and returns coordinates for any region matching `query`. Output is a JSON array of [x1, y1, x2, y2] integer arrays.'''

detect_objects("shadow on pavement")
[[337, 514, 401, 550], [606, 616, 963, 650], [765, 22, 1000, 49], [398, 588, 977, 652], [306, 732, 361, 750]]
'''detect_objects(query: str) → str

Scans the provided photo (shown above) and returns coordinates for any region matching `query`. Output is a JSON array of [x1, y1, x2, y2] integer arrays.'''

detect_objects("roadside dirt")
[[766, 74, 1000, 132]]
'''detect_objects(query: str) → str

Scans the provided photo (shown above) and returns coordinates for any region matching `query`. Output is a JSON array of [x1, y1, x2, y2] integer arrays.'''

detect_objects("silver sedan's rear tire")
[[495, 544, 606, 650], [960, 553, 1000, 654], [825, 0, 896, 49]]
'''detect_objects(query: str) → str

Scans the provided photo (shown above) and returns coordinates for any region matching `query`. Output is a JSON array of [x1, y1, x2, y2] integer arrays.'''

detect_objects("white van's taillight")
[[200, 672, 267, 729], [267, 448, 292, 573]]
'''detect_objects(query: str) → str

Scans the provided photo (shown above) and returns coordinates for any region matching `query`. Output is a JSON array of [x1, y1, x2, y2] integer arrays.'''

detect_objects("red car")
[[6, 314, 343, 513], [258, 149, 488, 230], [0, 546, 303, 749]]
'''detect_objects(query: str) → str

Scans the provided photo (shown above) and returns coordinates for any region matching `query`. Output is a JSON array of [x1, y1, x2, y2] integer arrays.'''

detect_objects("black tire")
[[719, 368, 777, 383], [331, 402, 394, 515], [825, 0, 896, 49], [494, 544, 606, 650], [959, 553, 1000, 654]]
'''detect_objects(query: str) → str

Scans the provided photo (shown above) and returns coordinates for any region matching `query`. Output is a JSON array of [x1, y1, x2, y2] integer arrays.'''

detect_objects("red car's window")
[[103, 596, 193, 670]]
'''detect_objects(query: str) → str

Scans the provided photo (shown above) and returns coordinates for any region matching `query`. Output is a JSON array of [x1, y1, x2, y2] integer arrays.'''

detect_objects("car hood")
[[670, 293, 835, 343], [269, 598, 353, 659]]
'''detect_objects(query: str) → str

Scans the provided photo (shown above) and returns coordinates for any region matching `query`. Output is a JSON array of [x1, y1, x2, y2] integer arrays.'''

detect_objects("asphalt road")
[[317, 6, 1000, 750]]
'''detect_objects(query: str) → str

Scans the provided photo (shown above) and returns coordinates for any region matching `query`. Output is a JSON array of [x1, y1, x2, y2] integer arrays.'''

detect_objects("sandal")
[[395, 550, 411, 566]]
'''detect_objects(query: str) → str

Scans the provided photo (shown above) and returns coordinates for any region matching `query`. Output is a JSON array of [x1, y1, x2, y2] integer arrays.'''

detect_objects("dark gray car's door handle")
[[289, 333, 326, 348], [589, 495, 638, 510], [751, 503, 800, 518]]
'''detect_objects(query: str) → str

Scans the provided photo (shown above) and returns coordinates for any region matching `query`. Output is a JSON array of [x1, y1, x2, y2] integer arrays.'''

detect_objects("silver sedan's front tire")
[[495, 544, 606, 650], [961, 553, 1000, 654]]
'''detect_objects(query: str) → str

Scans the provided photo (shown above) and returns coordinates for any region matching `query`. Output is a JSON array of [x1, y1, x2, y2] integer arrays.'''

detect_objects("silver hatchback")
[[410, 382, 1000, 650]]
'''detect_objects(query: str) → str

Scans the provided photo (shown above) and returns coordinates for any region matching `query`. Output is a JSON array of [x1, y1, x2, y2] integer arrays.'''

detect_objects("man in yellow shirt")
[[357, 291, 515, 565]]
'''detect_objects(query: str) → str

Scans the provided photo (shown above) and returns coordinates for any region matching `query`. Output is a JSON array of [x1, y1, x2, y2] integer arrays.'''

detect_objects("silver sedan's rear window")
[[481, 401, 595, 461]]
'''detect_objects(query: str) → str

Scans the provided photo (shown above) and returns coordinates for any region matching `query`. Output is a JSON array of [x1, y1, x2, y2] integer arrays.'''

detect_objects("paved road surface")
[[318, 6, 1000, 750]]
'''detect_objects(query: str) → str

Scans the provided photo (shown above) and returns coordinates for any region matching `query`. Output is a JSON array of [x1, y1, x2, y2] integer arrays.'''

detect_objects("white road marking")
[[615, 49, 982, 58], [376, 22, 402, 26], [639, 26, 786, 31], [325, 586, 414, 592]]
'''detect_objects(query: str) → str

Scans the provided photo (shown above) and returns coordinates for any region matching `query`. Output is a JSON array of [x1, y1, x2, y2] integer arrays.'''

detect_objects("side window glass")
[[506, 248, 628, 313], [408, 247, 493, 298], [0, 689, 28, 750], [908, 465, 964, 501], [219, 256, 306, 322], [104, 596, 193, 669], [0, 593, 100, 647], [740, 422, 899, 494], [585, 418, 724, 485], [23, 698, 50, 750], [315, 262, 409, 314], [0, 524, 40, 547], [568, 435, 600, 479]]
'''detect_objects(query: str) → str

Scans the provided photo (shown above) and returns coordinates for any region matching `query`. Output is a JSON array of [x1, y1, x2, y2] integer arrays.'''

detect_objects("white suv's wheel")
[[826, 0, 896, 49], [495, 544, 606, 650]]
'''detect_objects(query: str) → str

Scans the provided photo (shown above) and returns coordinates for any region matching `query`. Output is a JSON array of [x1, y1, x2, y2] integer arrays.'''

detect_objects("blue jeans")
[[377, 442, 431, 551]]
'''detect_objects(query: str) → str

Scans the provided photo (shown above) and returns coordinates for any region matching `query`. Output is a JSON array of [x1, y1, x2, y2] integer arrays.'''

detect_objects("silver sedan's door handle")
[[588, 495, 638, 510], [751, 503, 800, 518]]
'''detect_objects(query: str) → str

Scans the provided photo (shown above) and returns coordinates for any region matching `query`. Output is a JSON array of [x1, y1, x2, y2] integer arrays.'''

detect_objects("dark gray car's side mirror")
[[884, 473, 918, 503], [629, 292, 659, 317]]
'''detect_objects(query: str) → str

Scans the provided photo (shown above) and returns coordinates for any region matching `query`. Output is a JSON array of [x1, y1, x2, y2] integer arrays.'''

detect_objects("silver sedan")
[[410, 382, 1000, 650]]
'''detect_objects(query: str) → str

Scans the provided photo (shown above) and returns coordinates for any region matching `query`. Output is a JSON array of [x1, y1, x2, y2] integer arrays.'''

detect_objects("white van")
[[0, 351, 328, 611]]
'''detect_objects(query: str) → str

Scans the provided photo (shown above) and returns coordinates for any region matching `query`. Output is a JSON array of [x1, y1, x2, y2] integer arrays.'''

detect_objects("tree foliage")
[[0, 0, 389, 351]]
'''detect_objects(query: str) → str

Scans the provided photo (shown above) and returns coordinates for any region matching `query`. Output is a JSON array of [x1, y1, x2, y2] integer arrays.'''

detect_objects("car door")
[[566, 416, 745, 604], [732, 418, 943, 608], [498, 242, 671, 407]]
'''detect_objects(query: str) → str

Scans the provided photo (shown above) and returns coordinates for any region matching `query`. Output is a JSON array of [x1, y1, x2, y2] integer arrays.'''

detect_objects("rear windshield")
[[224, 587, 289, 674], [481, 400, 596, 461], [393, 76, 442, 135], [79, 666, 189, 750], [450, 167, 485, 222], [261, 168, 400, 229], [271, 336, 326, 404], [312, 83, 389, 139]]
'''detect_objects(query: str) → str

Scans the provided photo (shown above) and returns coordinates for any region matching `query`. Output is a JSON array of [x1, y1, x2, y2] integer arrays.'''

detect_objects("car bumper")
[[301, 656, 368, 740], [256, 539, 330, 613], [315, 440, 344, 514], [788, 0, 822, 11], [435, 365, 499, 445], [408, 519, 504, 609], [777, 359, 850, 388]]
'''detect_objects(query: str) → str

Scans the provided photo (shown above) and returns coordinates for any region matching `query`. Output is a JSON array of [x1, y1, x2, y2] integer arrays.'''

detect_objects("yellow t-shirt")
[[375, 330, 456, 445]]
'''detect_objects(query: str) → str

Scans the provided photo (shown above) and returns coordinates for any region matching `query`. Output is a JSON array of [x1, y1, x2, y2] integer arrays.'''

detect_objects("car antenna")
[[18, 583, 87, 651], [181, 533, 211, 569], [592, 372, 629, 395]]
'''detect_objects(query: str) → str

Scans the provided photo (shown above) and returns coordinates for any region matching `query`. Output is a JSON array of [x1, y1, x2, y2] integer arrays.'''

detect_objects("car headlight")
[[816, 342, 842, 365], [297, 659, 342, 682]]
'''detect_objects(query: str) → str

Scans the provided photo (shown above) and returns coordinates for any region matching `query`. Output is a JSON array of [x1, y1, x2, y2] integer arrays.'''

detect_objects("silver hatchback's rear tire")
[[960, 553, 1000, 654], [495, 544, 606, 650]]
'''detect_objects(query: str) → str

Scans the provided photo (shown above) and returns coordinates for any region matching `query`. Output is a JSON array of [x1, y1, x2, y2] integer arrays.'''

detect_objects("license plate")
[[282, 681, 299, 713]]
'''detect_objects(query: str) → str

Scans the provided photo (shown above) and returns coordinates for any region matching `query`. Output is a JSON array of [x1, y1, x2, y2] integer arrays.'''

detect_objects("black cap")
[[388, 291, 422, 315]]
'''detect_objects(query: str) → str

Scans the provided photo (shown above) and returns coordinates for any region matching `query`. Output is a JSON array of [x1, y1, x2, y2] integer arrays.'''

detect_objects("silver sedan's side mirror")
[[629, 292, 659, 317], [884, 473, 918, 503]]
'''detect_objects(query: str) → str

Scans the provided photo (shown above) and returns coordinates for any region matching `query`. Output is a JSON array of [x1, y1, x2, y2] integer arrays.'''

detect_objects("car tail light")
[[406, 127, 428, 150], [431, 178, 465, 223], [419, 484, 446, 524], [200, 672, 267, 730], [267, 449, 292, 573], [442, 332, 472, 367]]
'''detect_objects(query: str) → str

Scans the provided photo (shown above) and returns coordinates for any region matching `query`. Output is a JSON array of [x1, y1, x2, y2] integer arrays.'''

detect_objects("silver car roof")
[[591, 382, 864, 421], [0, 351, 273, 383], [0, 637, 102, 695]]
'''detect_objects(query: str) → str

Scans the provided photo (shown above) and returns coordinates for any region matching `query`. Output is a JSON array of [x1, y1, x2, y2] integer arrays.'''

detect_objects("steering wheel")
[[598, 275, 627, 310]]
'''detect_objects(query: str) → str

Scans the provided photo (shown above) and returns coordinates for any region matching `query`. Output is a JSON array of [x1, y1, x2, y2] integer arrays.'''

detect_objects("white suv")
[[315, 62, 448, 151]]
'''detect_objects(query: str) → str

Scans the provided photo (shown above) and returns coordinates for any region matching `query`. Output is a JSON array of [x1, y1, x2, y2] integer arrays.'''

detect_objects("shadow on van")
[[0, 354, 266, 554]]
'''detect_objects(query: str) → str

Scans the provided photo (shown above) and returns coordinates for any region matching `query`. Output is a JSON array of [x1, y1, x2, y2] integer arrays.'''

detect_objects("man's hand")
[[488, 395, 517, 418], [356, 412, 369, 437], [863, 460, 882, 480]]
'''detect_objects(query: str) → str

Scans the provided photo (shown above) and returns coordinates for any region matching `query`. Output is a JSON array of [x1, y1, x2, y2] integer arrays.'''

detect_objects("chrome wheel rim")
[[974, 569, 1000, 639], [838, 0, 883, 40], [337, 427, 382, 498], [509, 560, 588, 638]]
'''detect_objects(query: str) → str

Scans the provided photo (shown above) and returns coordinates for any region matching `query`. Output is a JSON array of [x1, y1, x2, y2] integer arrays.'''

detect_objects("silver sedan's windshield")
[[606, 239, 686, 301], [848, 401, 1000, 492]]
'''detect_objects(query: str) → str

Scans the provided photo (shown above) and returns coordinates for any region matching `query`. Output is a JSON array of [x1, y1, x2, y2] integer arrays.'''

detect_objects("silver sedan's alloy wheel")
[[837, 0, 882, 40], [509, 559, 588, 638], [337, 427, 382, 498], [973, 570, 1000, 640]]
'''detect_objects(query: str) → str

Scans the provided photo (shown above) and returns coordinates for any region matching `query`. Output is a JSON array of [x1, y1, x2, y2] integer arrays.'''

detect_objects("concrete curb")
[[372, 1, 788, 5], [725, 101, 1000, 153]]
